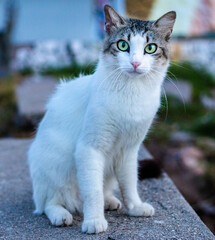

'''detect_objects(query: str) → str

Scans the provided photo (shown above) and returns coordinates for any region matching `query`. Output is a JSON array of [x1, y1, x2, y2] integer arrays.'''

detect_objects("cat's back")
[[34, 74, 93, 143], [47, 74, 92, 111]]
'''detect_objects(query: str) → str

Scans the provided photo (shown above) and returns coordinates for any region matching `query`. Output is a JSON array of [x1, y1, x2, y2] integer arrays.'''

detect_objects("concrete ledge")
[[15, 76, 56, 118], [0, 139, 214, 240], [15, 76, 56, 127]]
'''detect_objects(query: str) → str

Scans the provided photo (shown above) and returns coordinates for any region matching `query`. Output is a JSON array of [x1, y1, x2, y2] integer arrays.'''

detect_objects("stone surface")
[[0, 139, 214, 240], [138, 144, 153, 160], [15, 75, 57, 118]]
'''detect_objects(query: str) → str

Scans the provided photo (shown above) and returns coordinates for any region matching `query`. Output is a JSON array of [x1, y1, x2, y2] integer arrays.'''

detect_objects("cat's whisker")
[[145, 72, 154, 90], [97, 68, 121, 90], [145, 69, 169, 120], [111, 71, 121, 91], [107, 70, 121, 93], [114, 70, 125, 92], [170, 61, 189, 70], [109, 69, 124, 92], [162, 86, 169, 121], [150, 68, 186, 113], [165, 76, 186, 113], [115, 71, 127, 92], [167, 70, 178, 81]]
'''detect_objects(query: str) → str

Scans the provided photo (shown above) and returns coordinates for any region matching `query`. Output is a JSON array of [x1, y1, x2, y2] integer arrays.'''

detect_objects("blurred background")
[[0, 0, 215, 233]]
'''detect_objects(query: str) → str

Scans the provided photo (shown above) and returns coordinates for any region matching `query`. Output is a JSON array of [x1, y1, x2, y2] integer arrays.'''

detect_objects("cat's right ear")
[[104, 5, 125, 34]]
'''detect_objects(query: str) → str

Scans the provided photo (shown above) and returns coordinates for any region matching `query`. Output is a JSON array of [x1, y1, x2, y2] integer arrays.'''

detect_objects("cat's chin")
[[125, 70, 146, 78]]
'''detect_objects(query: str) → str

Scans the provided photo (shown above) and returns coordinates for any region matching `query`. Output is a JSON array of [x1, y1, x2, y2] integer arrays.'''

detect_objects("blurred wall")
[[1, 0, 215, 44], [0, 0, 124, 44], [13, 0, 95, 43], [149, 0, 215, 36]]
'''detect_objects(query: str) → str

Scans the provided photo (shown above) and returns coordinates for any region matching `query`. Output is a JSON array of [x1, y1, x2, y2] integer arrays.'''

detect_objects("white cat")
[[28, 5, 176, 234]]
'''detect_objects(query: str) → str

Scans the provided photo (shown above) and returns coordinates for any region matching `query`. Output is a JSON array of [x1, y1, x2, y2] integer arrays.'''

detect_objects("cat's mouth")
[[126, 67, 151, 77], [127, 69, 143, 76]]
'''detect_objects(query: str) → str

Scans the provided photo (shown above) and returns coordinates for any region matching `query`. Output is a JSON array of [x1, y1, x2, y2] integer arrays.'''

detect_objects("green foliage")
[[191, 113, 215, 137], [19, 67, 34, 76], [154, 61, 215, 138], [19, 64, 96, 79], [40, 64, 96, 79], [158, 95, 215, 138], [168, 62, 215, 100]]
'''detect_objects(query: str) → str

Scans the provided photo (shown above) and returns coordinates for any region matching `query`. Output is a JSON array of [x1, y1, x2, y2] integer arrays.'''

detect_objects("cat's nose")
[[131, 62, 141, 70]]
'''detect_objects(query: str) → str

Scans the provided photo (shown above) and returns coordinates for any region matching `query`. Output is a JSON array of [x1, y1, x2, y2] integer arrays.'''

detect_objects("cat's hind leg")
[[105, 195, 122, 211], [45, 204, 73, 226], [104, 177, 121, 211]]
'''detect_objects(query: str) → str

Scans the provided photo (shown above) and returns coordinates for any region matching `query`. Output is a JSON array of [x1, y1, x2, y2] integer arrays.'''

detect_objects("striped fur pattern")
[[103, 6, 176, 69]]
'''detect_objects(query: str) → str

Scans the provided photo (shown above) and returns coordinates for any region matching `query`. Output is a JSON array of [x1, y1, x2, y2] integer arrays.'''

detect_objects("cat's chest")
[[87, 84, 161, 149], [107, 87, 160, 122], [106, 88, 160, 142]]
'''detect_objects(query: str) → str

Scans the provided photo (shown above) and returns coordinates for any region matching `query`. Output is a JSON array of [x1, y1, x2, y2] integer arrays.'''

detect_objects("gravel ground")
[[0, 138, 214, 240]]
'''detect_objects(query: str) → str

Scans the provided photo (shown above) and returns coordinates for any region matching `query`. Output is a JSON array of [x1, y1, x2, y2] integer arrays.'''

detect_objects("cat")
[[28, 5, 176, 234]]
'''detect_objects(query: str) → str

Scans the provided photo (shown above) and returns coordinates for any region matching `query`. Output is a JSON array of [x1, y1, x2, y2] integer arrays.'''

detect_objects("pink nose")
[[131, 62, 141, 70]]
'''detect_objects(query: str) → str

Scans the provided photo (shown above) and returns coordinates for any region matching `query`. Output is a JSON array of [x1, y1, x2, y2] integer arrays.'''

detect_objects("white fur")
[[28, 34, 168, 234], [118, 35, 154, 75]]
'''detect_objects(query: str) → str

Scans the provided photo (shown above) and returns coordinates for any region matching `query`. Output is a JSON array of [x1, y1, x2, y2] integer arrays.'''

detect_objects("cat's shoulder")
[[58, 74, 93, 90], [46, 74, 93, 110]]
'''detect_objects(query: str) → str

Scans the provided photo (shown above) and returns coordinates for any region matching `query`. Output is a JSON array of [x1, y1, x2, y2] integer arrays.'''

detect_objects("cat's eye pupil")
[[148, 45, 152, 50]]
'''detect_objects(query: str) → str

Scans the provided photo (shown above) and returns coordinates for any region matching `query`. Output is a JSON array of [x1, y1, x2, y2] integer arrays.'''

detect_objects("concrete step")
[[0, 139, 214, 240], [15, 75, 57, 126]]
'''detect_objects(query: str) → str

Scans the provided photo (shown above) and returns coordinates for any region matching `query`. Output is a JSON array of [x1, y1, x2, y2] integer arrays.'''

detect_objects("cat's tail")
[[138, 159, 162, 180]]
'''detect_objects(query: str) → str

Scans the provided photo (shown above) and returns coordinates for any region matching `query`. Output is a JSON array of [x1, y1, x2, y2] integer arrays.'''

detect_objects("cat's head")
[[102, 5, 176, 79]]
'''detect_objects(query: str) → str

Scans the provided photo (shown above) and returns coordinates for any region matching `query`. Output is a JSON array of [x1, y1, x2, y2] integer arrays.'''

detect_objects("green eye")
[[145, 44, 157, 54], [117, 40, 129, 52]]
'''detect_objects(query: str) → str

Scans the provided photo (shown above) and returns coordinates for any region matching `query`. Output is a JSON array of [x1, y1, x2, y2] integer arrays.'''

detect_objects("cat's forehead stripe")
[[103, 16, 170, 62], [146, 35, 149, 43], [111, 19, 153, 40], [127, 19, 152, 35]]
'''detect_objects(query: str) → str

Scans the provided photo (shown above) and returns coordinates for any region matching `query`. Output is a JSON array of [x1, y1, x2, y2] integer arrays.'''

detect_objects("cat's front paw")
[[82, 217, 108, 234], [128, 202, 155, 217]]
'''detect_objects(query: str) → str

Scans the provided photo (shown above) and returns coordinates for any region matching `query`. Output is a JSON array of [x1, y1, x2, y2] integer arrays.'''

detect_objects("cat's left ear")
[[104, 5, 126, 34], [153, 11, 176, 41]]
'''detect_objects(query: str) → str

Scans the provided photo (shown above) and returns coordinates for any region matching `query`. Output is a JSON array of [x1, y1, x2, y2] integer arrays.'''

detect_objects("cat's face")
[[103, 5, 176, 78]]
